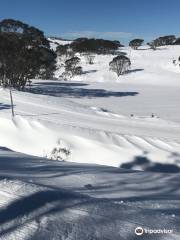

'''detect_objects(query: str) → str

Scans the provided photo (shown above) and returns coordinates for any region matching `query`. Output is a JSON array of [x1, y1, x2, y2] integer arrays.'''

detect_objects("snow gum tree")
[[147, 39, 160, 50], [148, 35, 176, 50], [64, 57, 82, 78], [129, 39, 144, 50], [71, 38, 122, 54], [56, 44, 74, 61], [0, 19, 56, 90], [109, 55, 131, 76]]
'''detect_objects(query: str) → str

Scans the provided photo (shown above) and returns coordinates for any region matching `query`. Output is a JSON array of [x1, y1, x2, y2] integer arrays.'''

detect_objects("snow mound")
[[0, 116, 63, 158]]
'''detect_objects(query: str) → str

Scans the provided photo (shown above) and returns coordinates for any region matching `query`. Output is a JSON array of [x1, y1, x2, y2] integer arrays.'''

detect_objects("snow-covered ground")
[[48, 37, 72, 51], [0, 148, 180, 239], [0, 45, 180, 167], [0, 44, 180, 239]]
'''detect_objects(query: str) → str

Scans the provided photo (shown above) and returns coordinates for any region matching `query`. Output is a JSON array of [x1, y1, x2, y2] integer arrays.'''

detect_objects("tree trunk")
[[9, 88, 15, 118]]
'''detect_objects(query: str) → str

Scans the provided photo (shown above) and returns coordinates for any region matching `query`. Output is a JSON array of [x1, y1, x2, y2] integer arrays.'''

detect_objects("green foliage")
[[148, 35, 176, 50], [0, 19, 56, 90], [129, 39, 144, 50], [56, 44, 74, 61], [157, 35, 176, 46], [173, 37, 180, 45], [71, 38, 122, 54], [64, 57, 82, 78]]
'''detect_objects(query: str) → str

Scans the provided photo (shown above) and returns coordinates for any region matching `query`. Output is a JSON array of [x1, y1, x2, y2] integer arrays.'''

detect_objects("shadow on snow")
[[26, 81, 139, 98], [0, 103, 12, 111]]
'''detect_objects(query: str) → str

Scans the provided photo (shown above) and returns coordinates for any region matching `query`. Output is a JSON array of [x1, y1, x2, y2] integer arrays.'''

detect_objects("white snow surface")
[[0, 149, 180, 239], [48, 37, 72, 51], [0, 44, 180, 239], [0, 45, 180, 167]]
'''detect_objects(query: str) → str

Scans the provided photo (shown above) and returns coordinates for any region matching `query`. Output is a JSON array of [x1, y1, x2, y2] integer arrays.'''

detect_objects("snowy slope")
[[0, 44, 180, 239], [48, 37, 72, 51], [55, 45, 180, 86], [0, 84, 180, 167], [0, 45, 180, 167], [0, 148, 180, 239]]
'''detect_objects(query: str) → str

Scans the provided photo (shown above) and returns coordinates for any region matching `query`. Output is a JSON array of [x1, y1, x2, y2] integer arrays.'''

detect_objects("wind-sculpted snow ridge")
[[0, 114, 180, 167], [0, 115, 62, 159], [0, 56, 180, 165], [0, 148, 180, 240]]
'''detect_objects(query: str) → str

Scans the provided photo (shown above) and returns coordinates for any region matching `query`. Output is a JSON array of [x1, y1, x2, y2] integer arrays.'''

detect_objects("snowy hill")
[[0, 44, 180, 239], [56, 45, 180, 85], [48, 37, 72, 51], [0, 45, 180, 167]]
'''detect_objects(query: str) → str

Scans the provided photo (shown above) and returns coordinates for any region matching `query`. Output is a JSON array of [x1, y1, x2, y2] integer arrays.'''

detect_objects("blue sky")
[[0, 0, 180, 44]]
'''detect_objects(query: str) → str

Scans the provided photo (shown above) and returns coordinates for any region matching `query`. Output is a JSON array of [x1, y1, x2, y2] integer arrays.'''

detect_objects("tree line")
[[0, 19, 56, 90], [0, 18, 180, 89], [129, 35, 180, 50]]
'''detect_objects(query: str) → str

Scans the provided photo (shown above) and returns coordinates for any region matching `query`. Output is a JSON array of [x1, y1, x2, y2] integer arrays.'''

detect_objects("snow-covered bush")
[[48, 140, 70, 161], [109, 55, 131, 76]]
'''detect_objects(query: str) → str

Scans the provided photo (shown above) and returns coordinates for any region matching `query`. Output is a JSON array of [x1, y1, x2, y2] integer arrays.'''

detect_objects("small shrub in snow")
[[172, 57, 180, 67], [48, 140, 70, 161], [109, 55, 131, 76]]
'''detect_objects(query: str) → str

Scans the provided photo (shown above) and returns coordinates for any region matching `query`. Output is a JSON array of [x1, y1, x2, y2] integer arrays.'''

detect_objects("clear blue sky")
[[0, 0, 180, 44]]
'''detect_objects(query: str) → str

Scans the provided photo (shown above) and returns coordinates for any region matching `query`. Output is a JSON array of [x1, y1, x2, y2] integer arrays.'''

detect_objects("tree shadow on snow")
[[0, 189, 90, 237], [0, 151, 180, 238], [83, 70, 97, 74], [0, 153, 132, 180], [0, 103, 12, 110], [120, 154, 180, 173], [0, 189, 84, 226], [34, 81, 89, 87], [27, 81, 139, 98], [127, 68, 144, 74], [0, 183, 178, 239]]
